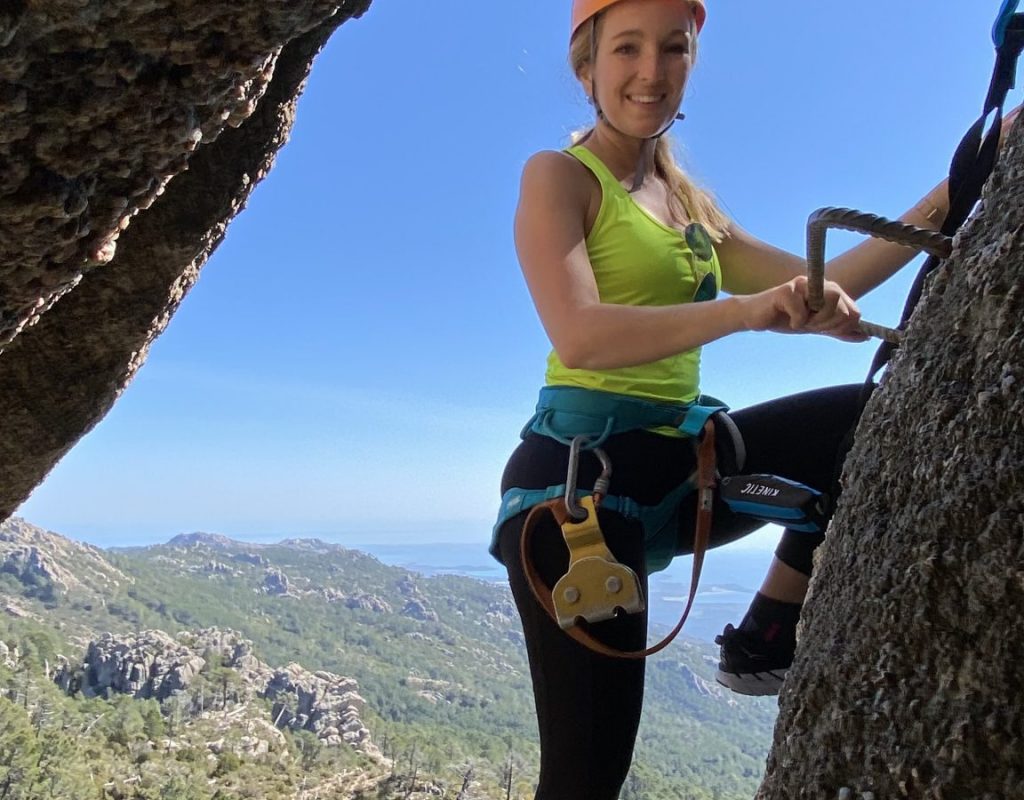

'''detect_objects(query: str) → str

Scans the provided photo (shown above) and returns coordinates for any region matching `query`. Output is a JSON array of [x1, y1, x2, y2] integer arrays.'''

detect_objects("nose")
[[634, 45, 675, 84], [638, 47, 665, 82]]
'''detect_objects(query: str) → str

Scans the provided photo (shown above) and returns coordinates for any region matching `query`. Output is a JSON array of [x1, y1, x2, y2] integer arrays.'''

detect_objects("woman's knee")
[[774, 528, 826, 576]]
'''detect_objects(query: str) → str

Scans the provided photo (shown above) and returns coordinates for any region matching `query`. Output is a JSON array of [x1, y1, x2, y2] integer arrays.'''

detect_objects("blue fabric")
[[495, 387, 724, 573], [721, 500, 807, 520], [995, 0, 1021, 45], [492, 479, 695, 574], [719, 499, 824, 531], [524, 385, 728, 447]]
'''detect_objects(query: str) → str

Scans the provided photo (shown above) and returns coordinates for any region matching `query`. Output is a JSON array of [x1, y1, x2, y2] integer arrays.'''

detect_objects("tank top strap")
[[565, 145, 627, 197]]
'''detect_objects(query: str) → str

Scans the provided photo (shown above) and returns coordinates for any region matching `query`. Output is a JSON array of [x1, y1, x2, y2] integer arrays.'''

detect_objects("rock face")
[[0, 0, 371, 522], [0, 516, 131, 596], [397, 576, 438, 622], [169, 533, 240, 550], [55, 626, 383, 760], [57, 629, 206, 700], [265, 663, 377, 752], [757, 124, 1024, 796], [262, 568, 291, 596]]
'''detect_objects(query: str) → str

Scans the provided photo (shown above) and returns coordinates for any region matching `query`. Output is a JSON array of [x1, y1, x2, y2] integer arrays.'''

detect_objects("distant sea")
[[356, 541, 773, 644]]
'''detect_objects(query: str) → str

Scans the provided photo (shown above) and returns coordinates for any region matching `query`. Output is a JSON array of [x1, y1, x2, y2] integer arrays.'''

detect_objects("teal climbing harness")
[[515, 412, 720, 660], [496, 386, 832, 659], [493, 386, 732, 574]]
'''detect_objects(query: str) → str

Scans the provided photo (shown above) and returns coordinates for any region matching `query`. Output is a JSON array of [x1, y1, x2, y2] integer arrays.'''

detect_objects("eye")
[[614, 42, 638, 55]]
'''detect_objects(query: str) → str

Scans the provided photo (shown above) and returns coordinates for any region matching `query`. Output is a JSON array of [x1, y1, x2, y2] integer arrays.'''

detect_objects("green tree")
[[140, 699, 165, 740], [103, 696, 146, 749], [0, 697, 39, 799]]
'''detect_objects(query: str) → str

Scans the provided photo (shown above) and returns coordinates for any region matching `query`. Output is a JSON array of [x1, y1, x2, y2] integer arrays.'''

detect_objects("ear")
[[578, 63, 594, 104]]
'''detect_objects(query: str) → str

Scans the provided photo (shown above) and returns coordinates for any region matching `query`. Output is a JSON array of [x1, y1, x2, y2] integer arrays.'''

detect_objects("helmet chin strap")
[[587, 16, 686, 193]]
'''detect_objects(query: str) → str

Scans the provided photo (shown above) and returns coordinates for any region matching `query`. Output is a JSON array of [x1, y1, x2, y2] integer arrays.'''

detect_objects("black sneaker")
[[714, 622, 794, 696]]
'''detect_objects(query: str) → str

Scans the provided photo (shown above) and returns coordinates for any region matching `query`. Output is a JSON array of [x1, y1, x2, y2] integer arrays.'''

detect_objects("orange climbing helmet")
[[571, 0, 707, 40]]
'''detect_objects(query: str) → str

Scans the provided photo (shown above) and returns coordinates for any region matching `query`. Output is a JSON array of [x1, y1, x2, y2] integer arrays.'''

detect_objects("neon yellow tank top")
[[545, 145, 722, 405]]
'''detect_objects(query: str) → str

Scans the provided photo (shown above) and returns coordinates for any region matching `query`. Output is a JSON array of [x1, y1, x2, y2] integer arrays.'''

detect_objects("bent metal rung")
[[806, 207, 955, 344]]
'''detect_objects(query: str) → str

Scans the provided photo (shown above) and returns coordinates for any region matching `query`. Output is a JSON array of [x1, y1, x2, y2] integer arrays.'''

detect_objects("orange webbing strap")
[[519, 419, 717, 660]]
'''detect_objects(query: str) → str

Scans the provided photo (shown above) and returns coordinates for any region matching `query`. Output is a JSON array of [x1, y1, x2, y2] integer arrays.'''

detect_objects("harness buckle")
[[551, 495, 646, 629]]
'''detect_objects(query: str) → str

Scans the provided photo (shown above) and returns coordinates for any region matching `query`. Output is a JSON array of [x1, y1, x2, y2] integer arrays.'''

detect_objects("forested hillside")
[[0, 518, 775, 798]]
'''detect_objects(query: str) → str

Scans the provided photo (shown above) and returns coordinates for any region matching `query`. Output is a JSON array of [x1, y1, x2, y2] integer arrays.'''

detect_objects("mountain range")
[[0, 516, 777, 799]]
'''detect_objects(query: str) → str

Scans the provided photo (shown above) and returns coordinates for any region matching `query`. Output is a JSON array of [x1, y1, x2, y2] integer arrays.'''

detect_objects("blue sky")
[[18, 0, 1014, 553]]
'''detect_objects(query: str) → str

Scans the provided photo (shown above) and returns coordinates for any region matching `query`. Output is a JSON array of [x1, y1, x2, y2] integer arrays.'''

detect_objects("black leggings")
[[496, 385, 862, 800]]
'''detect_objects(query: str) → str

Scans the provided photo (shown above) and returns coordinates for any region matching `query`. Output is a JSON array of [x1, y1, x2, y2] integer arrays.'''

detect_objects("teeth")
[[631, 95, 662, 103]]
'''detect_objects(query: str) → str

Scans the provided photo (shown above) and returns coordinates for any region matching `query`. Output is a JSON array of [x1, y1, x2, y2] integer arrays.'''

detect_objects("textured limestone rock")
[[0, 0, 371, 521], [757, 121, 1024, 798]]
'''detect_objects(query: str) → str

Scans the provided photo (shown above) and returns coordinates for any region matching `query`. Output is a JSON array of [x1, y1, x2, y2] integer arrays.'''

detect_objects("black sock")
[[738, 592, 801, 644]]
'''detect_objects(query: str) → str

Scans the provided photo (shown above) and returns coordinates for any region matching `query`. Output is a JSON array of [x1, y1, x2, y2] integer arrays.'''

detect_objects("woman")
[[492, 1, 951, 796]]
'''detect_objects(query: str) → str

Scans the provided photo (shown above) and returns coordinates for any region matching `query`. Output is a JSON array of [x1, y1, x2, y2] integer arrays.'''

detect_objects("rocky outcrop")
[[0, 641, 19, 670], [233, 552, 269, 567], [344, 593, 392, 614], [168, 533, 240, 551], [0, 0, 371, 523], [677, 665, 722, 700], [262, 568, 291, 596], [55, 629, 206, 700], [322, 587, 392, 612], [266, 663, 380, 756], [397, 576, 438, 622], [55, 626, 383, 760], [0, 516, 131, 597]]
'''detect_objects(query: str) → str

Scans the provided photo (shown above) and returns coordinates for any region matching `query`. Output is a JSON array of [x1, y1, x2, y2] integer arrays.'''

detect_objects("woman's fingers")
[[800, 281, 867, 340], [741, 279, 867, 341], [779, 280, 812, 330]]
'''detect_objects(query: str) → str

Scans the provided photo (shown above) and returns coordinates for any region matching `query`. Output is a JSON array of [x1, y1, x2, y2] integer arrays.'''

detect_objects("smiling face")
[[576, 0, 695, 139]]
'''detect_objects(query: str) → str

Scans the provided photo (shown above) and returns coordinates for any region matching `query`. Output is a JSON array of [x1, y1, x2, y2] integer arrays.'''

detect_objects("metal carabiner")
[[564, 436, 613, 520]]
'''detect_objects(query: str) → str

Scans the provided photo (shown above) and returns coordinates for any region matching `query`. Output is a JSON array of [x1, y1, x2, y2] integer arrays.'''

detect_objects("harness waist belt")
[[523, 385, 728, 447]]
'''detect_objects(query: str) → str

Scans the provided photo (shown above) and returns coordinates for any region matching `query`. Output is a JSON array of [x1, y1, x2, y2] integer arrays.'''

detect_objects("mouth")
[[627, 93, 667, 106]]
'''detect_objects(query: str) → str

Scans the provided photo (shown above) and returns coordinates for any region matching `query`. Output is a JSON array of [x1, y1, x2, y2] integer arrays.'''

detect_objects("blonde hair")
[[569, 14, 731, 241]]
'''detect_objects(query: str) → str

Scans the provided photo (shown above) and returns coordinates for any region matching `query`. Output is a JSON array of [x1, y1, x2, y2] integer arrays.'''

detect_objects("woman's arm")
[[831, 105, 1019, 295], [824, 179, 949, 298], [514, 152, 861, 371], [716, 179, 950, 300]]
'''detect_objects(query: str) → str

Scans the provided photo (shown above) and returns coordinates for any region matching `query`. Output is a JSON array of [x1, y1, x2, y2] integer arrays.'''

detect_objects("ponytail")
[[569, 128, 731, 241], [653, 135, 730, 241]]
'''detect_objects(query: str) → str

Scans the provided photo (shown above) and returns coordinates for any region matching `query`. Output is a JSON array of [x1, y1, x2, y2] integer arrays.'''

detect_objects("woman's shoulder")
[[520, 149, 597, 206], [522, 148, 589, 177]]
